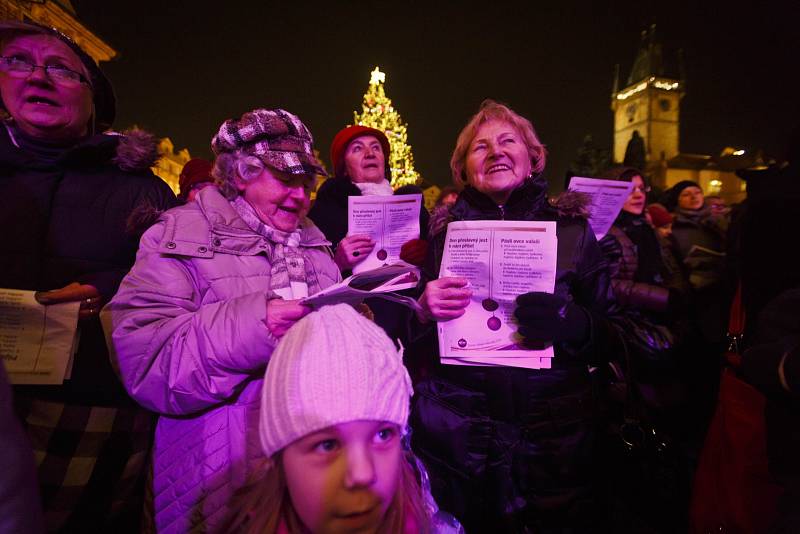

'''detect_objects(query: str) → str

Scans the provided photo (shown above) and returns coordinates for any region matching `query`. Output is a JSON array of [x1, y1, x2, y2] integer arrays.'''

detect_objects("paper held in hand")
[[437, 221, 558, 370], [348, 194, 421, 274], [567, 176, 634, 239], [1, 288, 80, 385], [303, 261, 422, 312]]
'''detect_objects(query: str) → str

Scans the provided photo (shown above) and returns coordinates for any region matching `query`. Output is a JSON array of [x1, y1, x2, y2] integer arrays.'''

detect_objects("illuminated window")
[[708, 179, 723, 194]]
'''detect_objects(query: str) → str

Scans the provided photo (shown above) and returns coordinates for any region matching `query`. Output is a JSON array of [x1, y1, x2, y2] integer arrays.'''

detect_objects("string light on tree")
[[353, 67, 420, 188]]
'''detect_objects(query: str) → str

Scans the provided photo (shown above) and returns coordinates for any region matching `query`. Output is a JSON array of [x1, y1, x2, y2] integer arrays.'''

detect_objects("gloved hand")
[[597, 234, 622, 265], [514, 292, 590, 345], [400, 238, 429, 267]]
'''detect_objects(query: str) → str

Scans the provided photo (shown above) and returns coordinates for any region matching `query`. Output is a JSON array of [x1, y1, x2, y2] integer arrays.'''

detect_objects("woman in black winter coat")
[[599, 167, 684, 377], [596, 167, 693, 532], [0, 21, 175, 532], [409, 100, 619, 532], [307, 125, 429, 343]]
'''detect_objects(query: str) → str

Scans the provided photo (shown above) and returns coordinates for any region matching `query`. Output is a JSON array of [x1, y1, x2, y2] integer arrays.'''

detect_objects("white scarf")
[[354, 179, 394, 196]]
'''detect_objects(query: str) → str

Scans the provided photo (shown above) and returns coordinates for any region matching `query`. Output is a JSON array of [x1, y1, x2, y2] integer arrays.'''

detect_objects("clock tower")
[[611, 26, 684, 167]]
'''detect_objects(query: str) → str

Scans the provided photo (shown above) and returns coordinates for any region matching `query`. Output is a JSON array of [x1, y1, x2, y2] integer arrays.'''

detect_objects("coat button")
[[212, 238, 221, 247], [165, 241, 176, 249], [198, 246, 208, 253]]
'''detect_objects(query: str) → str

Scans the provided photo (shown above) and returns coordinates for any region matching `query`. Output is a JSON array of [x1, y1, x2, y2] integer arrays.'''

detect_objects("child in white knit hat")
[[228, 303, 463, 534]]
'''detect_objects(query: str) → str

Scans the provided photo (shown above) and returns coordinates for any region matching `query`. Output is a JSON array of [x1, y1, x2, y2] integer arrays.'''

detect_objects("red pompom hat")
[[329, 125, 391, 179]]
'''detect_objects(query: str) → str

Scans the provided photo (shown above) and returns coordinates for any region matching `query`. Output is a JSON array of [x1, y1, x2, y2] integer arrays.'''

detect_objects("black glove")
[[598, 234, 622, 277], [514, 292, 590, 345]]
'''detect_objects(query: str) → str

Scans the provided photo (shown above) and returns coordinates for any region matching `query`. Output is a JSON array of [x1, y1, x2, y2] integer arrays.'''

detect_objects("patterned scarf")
[[231, 196, 321, 299]]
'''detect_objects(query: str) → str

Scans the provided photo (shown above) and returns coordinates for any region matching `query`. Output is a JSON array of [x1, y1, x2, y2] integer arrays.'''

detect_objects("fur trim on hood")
[[112, 128, 160, 172], [126, 200, 167, 238], [548, 190, 592, 219], [429, 189, 591, 236]]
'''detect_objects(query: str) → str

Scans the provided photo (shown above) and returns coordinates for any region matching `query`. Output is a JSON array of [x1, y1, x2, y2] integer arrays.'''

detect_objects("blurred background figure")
[[646, 202, 674, 239], [0, 20, 175, 532], [178, 157, 215, 203], [704, 195, 730, 217], [660, 180, 732, 434], [435, 184, 460, 210]]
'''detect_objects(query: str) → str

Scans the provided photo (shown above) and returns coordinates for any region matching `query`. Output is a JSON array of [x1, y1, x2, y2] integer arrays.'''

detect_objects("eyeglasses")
[[632, 185, 651, 193], [0, 56, 90, 87]]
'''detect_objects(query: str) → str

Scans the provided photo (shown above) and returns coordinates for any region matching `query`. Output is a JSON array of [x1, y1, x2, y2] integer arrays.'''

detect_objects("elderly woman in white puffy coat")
[[102, 109, 340, 533]]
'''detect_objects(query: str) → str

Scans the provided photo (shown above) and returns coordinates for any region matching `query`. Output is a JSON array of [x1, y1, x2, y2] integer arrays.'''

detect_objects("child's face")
[[282, 420, 403, 534]]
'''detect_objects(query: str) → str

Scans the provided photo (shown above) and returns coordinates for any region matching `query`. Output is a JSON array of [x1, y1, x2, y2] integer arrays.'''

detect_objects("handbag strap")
[[726, 280, 746, 366], [619, 334, 648, 448]]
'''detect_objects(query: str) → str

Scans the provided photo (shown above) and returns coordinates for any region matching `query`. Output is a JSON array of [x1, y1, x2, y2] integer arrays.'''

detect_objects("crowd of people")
[[1, 19, 797, 534]]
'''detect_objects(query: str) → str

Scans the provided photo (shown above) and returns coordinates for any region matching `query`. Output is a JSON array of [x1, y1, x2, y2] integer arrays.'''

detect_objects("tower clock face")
[[626, 103, 637, 123], [659, 98, 671, 111]]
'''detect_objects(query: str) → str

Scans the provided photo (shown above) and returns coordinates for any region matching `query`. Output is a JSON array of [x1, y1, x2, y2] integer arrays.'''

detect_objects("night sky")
[[74, 0, 797, 190]]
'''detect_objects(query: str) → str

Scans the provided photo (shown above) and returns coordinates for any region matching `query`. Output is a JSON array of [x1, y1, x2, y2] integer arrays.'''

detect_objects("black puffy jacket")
[[410, 176, 618, 532], [0, 124, 176, 405]]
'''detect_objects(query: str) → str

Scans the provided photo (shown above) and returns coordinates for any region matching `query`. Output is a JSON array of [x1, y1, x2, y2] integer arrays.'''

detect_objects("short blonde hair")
[[450, 99, 547, 185]]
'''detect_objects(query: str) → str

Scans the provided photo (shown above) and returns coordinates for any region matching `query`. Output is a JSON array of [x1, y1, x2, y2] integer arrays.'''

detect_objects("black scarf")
[[616, 210, 664, 284]]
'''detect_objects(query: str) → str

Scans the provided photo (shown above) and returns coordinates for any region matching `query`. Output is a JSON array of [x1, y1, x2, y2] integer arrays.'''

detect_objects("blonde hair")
[[227, 453, 432, 533], [450, 99, 547, 185]]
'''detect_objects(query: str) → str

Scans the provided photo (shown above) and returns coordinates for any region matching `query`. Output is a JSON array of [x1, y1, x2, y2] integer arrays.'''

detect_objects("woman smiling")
[[103, 108, 341, 532], [410, 100, 618, 532]]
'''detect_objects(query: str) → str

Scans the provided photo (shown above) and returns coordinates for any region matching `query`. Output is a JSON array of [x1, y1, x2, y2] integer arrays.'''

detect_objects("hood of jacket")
[[155, 186, 331, 258]]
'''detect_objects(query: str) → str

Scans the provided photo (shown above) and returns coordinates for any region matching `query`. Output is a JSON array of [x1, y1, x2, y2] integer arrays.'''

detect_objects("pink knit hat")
[[259, 304, 412, 457]]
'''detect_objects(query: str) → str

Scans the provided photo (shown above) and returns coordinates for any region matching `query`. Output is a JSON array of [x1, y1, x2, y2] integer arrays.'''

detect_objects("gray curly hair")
[[212, 152, 270, 200]]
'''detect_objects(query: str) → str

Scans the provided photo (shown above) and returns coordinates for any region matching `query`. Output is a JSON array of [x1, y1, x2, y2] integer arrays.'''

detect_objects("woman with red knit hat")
[[308, 125, 429, 344]]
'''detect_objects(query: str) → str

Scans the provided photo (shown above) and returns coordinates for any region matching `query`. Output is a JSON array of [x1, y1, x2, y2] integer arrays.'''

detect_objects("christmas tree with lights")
[[353, 67, 420, 188]]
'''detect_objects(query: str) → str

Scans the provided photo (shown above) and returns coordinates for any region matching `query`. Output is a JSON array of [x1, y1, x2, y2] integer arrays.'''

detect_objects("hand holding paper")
[[266, 299, 311, 338], [35, 282, 101, 320], [334, 234, 375, 271], [417, 277, 472, 323]]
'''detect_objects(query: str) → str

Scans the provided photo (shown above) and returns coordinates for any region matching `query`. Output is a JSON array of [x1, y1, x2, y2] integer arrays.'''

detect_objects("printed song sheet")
[[437, 221, 558, 369], [567, 176, 634, 239], [0, 288, 80, 384], [348, 194, 421, 273]]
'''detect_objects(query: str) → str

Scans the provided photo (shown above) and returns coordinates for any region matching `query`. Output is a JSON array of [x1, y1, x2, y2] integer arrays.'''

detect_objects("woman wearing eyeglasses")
[[0, 21, 175, 532], [595, 166, 692, 531], [598, 167, 684, 314]]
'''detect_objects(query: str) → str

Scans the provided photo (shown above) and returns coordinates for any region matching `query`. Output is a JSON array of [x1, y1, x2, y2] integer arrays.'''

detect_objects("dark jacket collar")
[[451, 173, 550, 221], [0, 122, 157, 172]]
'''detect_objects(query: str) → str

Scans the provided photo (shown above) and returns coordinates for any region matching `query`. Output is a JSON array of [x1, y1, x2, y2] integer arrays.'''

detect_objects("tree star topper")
[[370, 67, 386, 85]]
